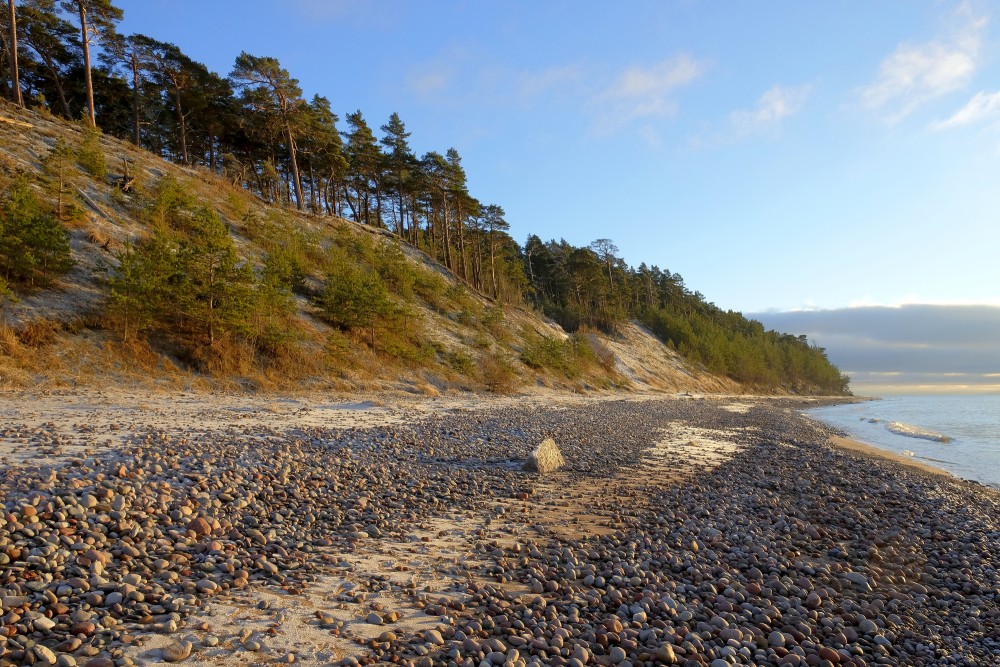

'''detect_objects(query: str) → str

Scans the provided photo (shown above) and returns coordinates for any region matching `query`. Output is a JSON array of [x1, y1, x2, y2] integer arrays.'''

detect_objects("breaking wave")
[[887, 422, 953, 443]]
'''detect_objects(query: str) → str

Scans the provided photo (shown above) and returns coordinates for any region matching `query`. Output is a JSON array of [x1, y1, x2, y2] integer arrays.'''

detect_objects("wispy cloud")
[[511, 65, 584, 103], [858, 4, 988, 123], [729, 84, 812, 138], [405, 47, 583, 110], [935, 89, 1000, 128], [688, 83, 811, 149], [591, 55, 707, 135], [407, 66, 455, 98]]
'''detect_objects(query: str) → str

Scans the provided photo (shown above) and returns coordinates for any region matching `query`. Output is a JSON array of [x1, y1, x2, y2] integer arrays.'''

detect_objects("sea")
[[805, 395, 1000, 488]]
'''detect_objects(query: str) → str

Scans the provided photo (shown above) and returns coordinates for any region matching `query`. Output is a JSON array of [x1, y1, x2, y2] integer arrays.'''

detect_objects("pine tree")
[[107, 238, 154, 343], [230, 52, 306, 210], [380, 112, 414, 237], [343, 110, 383, 226], [0, 177, 73, 286], [61, 0, 122, 126], [17, 0, 80, 117], [173, 206, 255, 346]]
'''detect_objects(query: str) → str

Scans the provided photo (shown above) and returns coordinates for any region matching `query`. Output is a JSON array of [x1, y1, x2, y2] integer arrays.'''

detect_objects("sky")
[[115, 0, 1000, 393]]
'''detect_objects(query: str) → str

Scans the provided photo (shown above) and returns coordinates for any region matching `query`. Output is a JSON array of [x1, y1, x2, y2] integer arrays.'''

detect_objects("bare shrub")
[[479, 350, 518, 394]]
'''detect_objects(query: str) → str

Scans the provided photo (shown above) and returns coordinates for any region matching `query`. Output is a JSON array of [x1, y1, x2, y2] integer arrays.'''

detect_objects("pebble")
[[161, 641, 193, 662]]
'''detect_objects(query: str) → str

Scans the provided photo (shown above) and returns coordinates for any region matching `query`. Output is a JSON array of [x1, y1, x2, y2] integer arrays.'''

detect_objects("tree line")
[[0, 0, 850, 393]]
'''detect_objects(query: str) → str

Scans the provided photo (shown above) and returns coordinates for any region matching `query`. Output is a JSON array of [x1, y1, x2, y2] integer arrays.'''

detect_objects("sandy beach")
[[0, 389, 996, 667]]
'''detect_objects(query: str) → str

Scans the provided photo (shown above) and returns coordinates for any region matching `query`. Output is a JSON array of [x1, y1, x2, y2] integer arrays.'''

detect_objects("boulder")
[[523, 438, 565, 473]]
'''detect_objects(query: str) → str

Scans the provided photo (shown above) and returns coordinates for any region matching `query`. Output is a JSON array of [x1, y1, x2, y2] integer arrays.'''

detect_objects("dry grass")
[[86, 228, 110, 247], [0, 321, 69, 389], [478, 349, 520, 394], [15, 318, 60, 347]]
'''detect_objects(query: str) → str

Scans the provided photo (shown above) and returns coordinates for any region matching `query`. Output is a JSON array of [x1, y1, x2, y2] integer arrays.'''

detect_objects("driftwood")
[[76, 187, 111, 219]]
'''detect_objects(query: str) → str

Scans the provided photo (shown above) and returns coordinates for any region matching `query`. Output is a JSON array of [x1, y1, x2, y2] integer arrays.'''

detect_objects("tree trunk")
[[457, 209, 467, 282], [7, 0, 22, 107], [130, 53, 140, 145], [282, 120, 304, 210], [343, 183, 358, 220], [37, 51, 71, 116], [307, 157, 317, 213], [442, 197, 452, 271], [489, 227, 498, 298], [77, 1, 95, 126], [173, 86, 188, 164]]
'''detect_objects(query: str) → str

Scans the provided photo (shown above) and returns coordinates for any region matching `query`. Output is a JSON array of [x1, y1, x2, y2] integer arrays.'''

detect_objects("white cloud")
[[935, 89, 1000, 128], [729, 84, 811, 138], [858, 5, 988, 123], [407, 67, 454, 97], [592, 55, 707, 131], [515, 65, 583, 101]]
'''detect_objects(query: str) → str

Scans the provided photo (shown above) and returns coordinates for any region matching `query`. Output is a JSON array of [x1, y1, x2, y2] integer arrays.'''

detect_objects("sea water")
[[806, 395, 1000, 488]]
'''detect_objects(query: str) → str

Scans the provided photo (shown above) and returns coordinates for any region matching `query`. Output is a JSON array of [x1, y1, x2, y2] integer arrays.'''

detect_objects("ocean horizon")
[[806, 394, 1000, 488]]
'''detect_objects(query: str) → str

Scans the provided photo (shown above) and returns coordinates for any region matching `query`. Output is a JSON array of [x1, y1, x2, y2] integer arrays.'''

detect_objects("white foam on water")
[[886, 421, 953, 443]]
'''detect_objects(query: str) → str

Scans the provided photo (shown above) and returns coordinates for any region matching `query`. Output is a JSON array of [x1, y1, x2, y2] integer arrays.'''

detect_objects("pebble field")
[[0, 394, 997, 667]]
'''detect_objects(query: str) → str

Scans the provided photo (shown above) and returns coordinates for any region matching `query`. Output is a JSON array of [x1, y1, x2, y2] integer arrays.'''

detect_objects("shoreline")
[[828, 435, 953, 478], [0, 391, 996, 666]]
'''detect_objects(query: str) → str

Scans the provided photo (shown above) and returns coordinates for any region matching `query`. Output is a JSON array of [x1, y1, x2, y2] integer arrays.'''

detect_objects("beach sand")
[[829, 435, 952, 478]]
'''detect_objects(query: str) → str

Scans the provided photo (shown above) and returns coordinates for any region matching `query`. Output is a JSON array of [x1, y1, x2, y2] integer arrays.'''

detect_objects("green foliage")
[[0, 276, 15, 312], [106, 180, 296, 359], [173, 207, 258, 346], [374, 241, 415, 297], [443, 348, 475, 375], [640, 306, 850, 394], [413, 269, 448, 310], [106, 239, 155, 342], [523, 234, 850, 394], [0, 178, 74, 287], [252, 254, 301, 355], [481, 304, 508, 340], [519, 331, 600, 379], [43, 138, 76, 180], [144, 174, 197, 229], [77, 124, 107, 180], [262, 245, 307, 295], [320, 264, 396, 338]]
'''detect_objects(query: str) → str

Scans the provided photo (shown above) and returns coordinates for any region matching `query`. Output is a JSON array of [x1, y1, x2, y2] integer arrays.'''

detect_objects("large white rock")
[[523, 438, 565, 473]]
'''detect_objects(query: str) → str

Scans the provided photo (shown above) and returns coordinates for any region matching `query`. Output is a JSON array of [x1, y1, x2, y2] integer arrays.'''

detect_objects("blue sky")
[[117, 1, 1000, 392], [117, 0, 1000, 313]]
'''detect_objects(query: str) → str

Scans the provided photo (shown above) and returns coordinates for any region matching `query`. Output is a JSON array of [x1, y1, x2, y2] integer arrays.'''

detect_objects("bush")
[[320, 264, 396, 344], [77, 124, 107, 180], [107, 205, 266, 350], [414, 268, 448, 310], [479, 350, 518, 393], [519, 331, 618, 379], [444, 348, 476, 375], [375, 240, 416, 297], [0, 177, 73, 287], [144, 175, 196, 230], [482, 305, 508, 340]]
